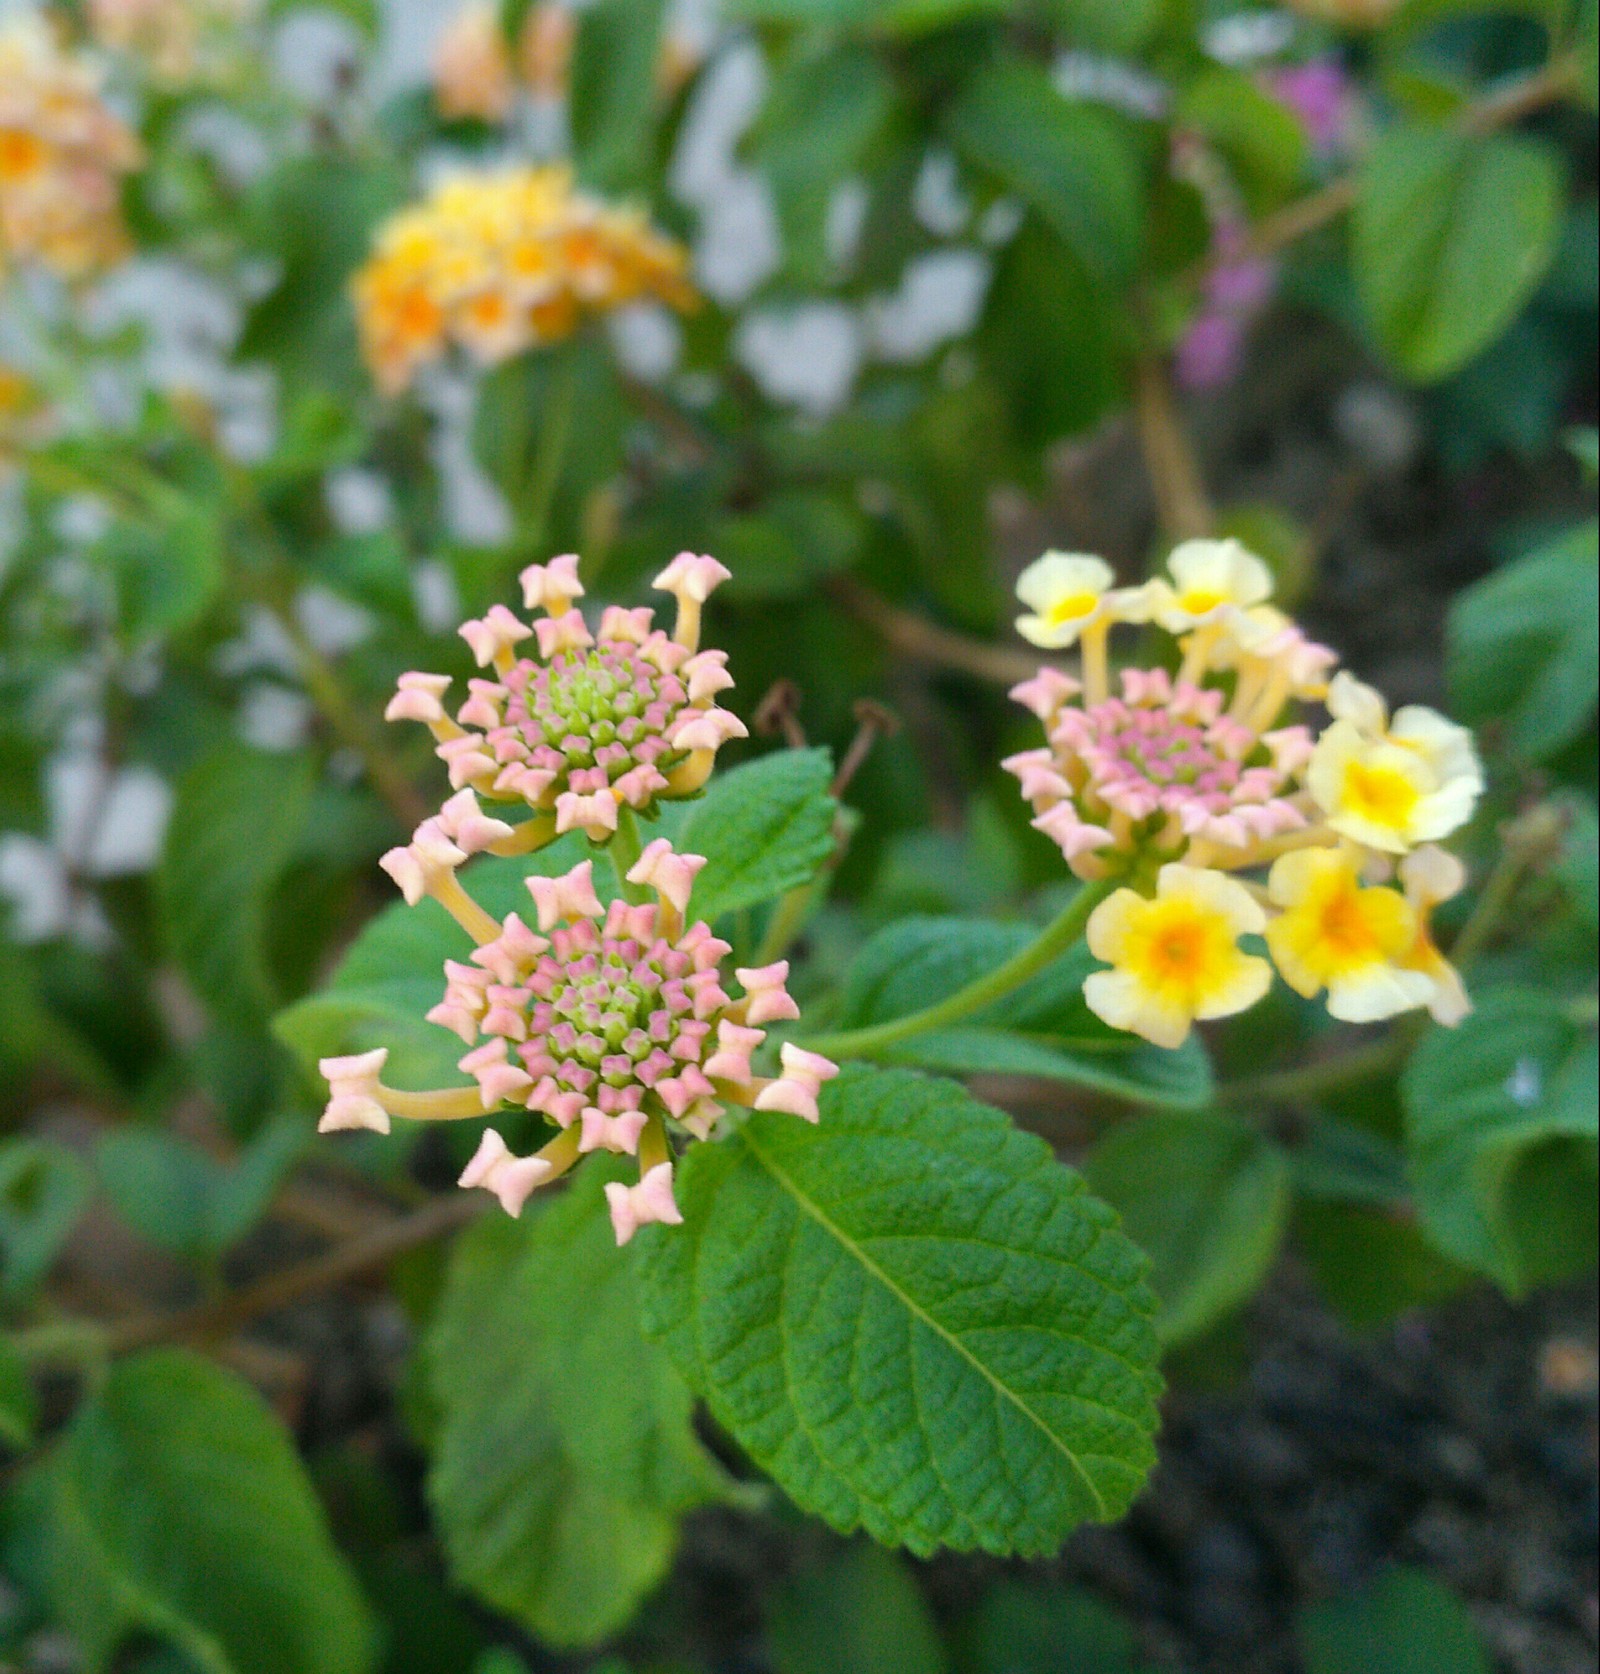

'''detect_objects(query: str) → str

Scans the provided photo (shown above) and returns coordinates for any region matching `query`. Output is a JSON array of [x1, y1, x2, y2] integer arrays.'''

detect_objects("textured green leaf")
[[159, 745, 315, 1028], [1447, 521, 1599, 760], [768, 1545, 945, 1674], [1402, 988, 1598, 1294], [946, 58, 1146, 284], [1083, 1112, 1291, 1345], [273, 836, 614, 1088], [427, 1168, 737, 1648], [668, 748, 837, 924], [0, 1139, 93, 1301], [36, 1349, 376, 1674], [638, 1066, 1163, 1557], [1301, 1567, 1490, 1674], [1354, 126, 1565, 382]]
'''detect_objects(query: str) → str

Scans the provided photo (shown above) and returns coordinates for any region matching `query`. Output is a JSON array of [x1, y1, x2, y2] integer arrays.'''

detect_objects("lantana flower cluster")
[[319, 555, 835, 1244], [383, 551, 746, 848], [1005, 541, 1482, 1048], [0, 18, 142, 279], [352, 164, 695, 394], [89, 0, 256, 84]]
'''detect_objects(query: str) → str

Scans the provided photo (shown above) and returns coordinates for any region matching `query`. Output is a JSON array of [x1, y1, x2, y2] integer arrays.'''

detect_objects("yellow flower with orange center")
[[1265, 847, 1436, 1022], [1085, 866, 1273, 1049], [352, 166, 695, 394], [0, 19, 142, 278]]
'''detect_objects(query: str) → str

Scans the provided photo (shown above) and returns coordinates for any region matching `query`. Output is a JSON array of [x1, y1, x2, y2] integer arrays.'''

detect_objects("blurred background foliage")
[[0, 0, 1594, 1667]]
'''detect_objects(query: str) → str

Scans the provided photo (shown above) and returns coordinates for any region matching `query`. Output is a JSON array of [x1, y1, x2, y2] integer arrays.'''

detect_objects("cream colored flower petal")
[[1084, 969, 1193, 1049]]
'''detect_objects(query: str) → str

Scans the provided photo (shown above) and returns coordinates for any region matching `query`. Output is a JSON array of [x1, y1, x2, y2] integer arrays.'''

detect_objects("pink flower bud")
[[754, 1043, 838, 1123], [437, 789, 515, 854], [533, 608, 594, 659], [385, 671, 452, 724], [671, 709, 747, 752], [525, 860, 604, 931], [318, 1048, 391, 1134], [736, 962, 800, 1026], [704, 1021, 763, 1084], [1009, 668, 1081, 721], [459, 603, 532, 667], [459, 1129, 552, 1217], [605, 1161, 684, 1244], [654, 551, 732, 605], [626, 839, 706, 914], [578, 1106, 650, 1155], [681, 650, 735, 704], [519, 553, 585, 614]]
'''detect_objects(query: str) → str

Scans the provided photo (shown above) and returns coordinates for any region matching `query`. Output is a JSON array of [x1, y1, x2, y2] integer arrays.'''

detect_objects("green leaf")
[[638, 1066, 1163, 1557], [0, 1139, 93, 1302], [0, 1335, 38, 1450], [1402, 987, 1598, 1294], [768, 1545, 945, 1674], [274, 836, 614, 1089], [979, 215, 1127, 450], [1296, 1201, 1470, 1331], [569, 0, 666, 195], [1353, 125, 1565, 382], [1176, 69, 1309, 214], [93, 506, 224, 645], [35, 1349, 376, 1674], [748, 42, 896, 284], [1083, 1112, 1291, 1346], [727, 0, 1010, 28], [1447, 520, 1599, 760], [946, 58, 1146, 285], [427, 1168, 736, 1648], [95, 1117, 306, 1261], [667, 747, 837, 924], [1301, 1567, 1490, 1674], [952, 1579, 1151, 1674], [159, 746, 315, 1029], [875, 1026, 1214, 1111], [1555, 794, 1599, 931]]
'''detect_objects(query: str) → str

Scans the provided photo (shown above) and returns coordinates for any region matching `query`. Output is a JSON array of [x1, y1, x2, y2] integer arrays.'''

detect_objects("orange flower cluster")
[[0, 19, 142, 279], [352, 165, 695, 395]]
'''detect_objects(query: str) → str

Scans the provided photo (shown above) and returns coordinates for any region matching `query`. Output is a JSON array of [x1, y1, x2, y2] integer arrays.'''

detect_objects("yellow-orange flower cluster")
[[1007, 541, 1483, 1048], [0, 19, 142, 280], [89, 0, 256, 84], [352, 165, 695, 395]]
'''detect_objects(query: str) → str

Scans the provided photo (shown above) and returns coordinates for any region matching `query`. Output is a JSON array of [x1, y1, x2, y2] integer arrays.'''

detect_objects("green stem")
[[1447, 841, 1530, 972], [513, 341, 579, 563], [801, 876, 1121, 1061], [12, 1318, 111, 1371], [611, 804, 648, 902]]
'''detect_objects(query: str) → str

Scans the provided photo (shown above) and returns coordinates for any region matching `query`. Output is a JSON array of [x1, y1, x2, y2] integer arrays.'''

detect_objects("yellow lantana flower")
[[1306, 676, 1482, 853], [1015, 552, 1117, 649], [1152, 538, 1275, 633], [1265, 848, 1435, 1022], [1085, 866, 1272, 1049], [1397, 845, 1471, 1025]]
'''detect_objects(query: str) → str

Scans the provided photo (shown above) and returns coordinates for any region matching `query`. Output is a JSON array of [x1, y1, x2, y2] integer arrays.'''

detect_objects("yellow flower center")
[[1045, 591, 1100, 628], [0, 129, 46, 182], [1130, 902, 1232, 1000], [1342, 760, 1420, 831], [1177, 588, 1227, 616], [1316, 880, 1385, 963]]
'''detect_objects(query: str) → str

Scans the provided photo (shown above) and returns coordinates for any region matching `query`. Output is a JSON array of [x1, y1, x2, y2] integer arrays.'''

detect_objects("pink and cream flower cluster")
[[384, 553, 745, 856], [1007, 541, 1483, 1047], [318, 843, 836, 1244], [321, 550, 836, 1243]]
